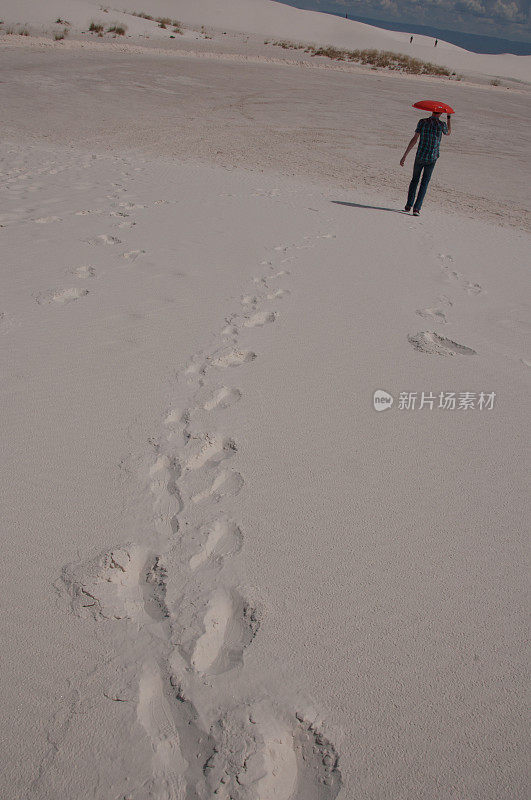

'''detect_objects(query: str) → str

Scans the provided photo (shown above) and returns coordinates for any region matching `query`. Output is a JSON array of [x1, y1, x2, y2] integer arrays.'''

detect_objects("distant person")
[[410, 35, 413, 43], [400, 111, 451, 215], [434, 39, 438, 47]]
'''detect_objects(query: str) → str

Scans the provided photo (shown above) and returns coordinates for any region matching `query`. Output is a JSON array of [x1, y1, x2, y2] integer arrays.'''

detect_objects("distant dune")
[[1, 0, 530, 81]]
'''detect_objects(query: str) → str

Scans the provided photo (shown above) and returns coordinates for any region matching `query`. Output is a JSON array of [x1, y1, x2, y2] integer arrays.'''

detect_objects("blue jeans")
[[407, 159, 436, 211]]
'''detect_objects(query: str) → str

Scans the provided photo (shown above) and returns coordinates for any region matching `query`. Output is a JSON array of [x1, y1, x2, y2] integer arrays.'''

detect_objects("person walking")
[[410, 35, 413, 43], [434, 38, 438, 46], [400, 111, 451, 215]]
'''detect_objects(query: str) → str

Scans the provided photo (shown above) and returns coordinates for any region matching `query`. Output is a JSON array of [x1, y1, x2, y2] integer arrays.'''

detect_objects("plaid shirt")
[[415, 117, 448, 163]]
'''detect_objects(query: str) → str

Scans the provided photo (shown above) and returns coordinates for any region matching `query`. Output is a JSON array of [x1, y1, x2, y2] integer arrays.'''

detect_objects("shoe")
[[404, 205, 411, 212], [413, 209, 420, 216]]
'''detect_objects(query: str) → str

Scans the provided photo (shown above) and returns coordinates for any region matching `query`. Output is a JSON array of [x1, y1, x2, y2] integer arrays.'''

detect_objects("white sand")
[[2, 0, 531, 81], [0, 2, 529, 799]]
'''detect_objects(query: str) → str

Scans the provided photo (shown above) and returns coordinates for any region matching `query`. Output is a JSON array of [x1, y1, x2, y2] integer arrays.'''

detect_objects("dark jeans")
[[407, 159, 436, 211]]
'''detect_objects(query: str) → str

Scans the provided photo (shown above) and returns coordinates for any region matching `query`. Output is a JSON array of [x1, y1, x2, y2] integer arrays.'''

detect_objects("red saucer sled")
[[413, 100, 455, 114]]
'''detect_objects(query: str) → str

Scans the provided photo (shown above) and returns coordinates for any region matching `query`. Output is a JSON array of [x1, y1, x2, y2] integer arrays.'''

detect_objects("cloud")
[[455, 0, 487, 12], [492, 0, 525, 19]]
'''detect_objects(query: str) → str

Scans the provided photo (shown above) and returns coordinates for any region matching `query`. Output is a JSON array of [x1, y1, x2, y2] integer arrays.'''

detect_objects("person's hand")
[[400, 156, 406, 167]]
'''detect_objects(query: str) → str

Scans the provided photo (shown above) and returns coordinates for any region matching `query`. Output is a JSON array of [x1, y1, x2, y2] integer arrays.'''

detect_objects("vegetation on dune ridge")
[[131, 11, 155, 21], [88, 20, 128, 36], [107, 24, 127, 36], [131, 11, 183, 33], [3, 24, 30, 35], [267, 40, 454, 77]]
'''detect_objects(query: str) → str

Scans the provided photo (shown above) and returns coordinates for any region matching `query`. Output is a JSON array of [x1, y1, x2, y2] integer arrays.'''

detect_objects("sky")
[[275, 0, 531, 41]]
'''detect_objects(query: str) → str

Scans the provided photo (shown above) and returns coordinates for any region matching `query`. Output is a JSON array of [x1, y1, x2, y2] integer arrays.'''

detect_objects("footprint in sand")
[[182, 433, 237, 472], [164, 409, 184, 427], [241, 294, 261, 307], [464, 281, 483, 296], [136, 664, 215, 797], [34, 216, 62, 224], [183, 588, 259, 675], [70, 266, 96, 279], [191, 470, 244, 504], [267, 288, 290, 300], [74, 209, 103, 216], [122, 249, 146, 261], [205, 704, 342, 799], [438, 255, 482, 296], [239, 289, 288, 307], [416, 307, 447, 323], [143, 556, 169, 622], [58, 544, 150, 621], [206, 705, 297, 799], [243, 311, 277, 328], [211, 348, 257, 369], [86, 234, 121, 246], [149, 454, 182, 538], [195, 385, 242, 411], [163, 409, 188, 445], [408, 331, 477, 356], [440, 266, 461, 285], [221, 317, 240, 337], [189, 517, 243, 572], [439, 295, 453, 306], [136, 663, 190, 793], [36, 287, 89, 305]]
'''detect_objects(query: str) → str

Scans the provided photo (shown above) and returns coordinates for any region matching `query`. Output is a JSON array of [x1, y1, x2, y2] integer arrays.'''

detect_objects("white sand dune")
[[1, 0, 531, 80], [0, 2, 529, 799]]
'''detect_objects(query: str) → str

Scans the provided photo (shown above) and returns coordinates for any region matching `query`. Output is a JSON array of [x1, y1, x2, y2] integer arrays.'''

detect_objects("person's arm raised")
[[400, 133, 419, 166]]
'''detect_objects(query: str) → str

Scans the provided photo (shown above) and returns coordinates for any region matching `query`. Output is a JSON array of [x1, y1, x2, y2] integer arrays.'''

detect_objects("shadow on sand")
[[332, 201, 406, 214]]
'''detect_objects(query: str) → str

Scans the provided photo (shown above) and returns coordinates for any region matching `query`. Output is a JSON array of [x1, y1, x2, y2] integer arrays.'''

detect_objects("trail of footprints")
[[409, 253, 481, 357], [57, 228, 343, 798], [36, 208, 150, 303], [0, 152, 172, 310]]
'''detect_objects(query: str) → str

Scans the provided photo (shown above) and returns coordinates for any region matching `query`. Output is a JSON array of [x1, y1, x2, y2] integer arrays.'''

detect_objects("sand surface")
[[1, 2, 530, 799]]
